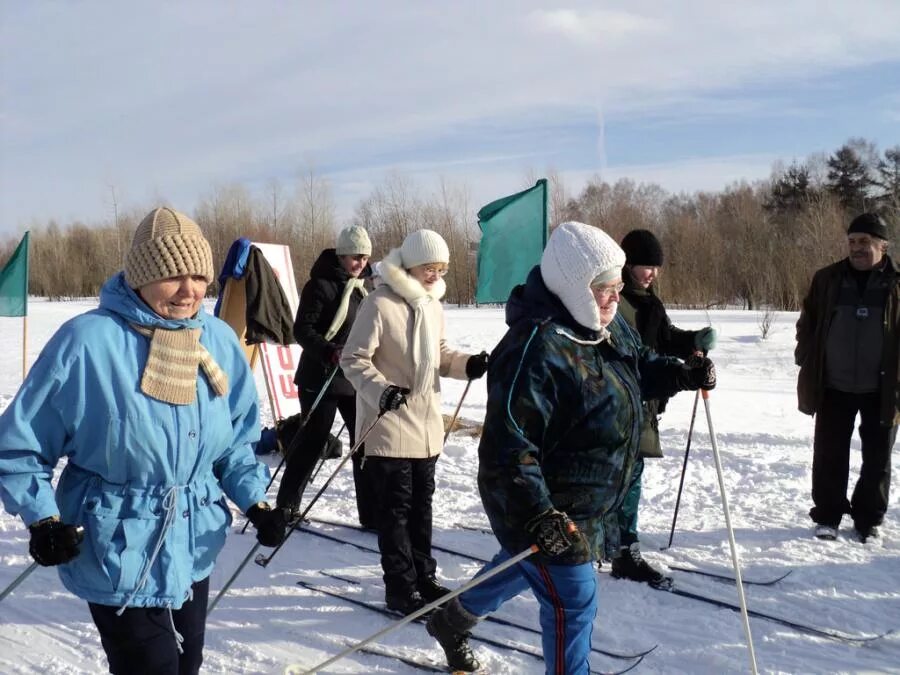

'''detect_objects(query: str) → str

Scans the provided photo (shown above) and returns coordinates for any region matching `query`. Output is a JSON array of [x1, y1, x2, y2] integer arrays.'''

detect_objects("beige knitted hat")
[[335, 225, 372, 256], [125, 207, 215, 288]]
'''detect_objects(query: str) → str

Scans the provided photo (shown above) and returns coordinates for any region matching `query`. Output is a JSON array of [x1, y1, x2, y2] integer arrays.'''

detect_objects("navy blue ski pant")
[[88, 577, 208, 675], [457, 549, 597, 675]]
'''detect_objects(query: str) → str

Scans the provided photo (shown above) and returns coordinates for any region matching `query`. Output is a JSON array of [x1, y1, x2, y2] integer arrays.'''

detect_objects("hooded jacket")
[[340, 249, 469, 459], [293, 248, 372, 398], [0, 272, 268, 609], [477, 267, 686, 563]]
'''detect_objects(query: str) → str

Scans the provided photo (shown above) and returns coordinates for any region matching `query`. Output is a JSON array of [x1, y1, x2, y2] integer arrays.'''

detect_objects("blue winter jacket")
[[0, 273, 269, 609], [478, 267, 685, 563]]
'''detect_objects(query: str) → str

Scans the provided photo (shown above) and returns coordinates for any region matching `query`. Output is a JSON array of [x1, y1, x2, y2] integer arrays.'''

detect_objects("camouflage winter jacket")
[[478, 267, 688, 564]]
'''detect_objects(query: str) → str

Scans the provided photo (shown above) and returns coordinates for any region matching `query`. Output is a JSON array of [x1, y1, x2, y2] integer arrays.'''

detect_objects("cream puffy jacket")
[[341, 249, 470, 458]]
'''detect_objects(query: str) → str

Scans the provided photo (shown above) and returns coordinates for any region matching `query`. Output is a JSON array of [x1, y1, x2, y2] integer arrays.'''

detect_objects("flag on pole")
[[475, 179, 547, 303], [0, 231, 29, 317]]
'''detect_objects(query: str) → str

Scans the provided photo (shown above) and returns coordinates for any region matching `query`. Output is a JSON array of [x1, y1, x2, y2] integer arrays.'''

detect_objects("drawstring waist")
[[117, 485, 185, 616]]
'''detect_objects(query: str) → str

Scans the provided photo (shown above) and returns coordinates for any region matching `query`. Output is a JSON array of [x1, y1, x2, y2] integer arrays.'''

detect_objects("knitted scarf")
[[130, 324, 229, 404], [324, 278, 368, 342]]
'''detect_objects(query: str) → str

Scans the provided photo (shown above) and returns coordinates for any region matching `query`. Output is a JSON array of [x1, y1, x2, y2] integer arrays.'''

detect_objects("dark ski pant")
[[615, 457, 644, 547], [276, 389, 377, 527], [810, 388, 897, 530], [366, 455, 438, 596], [88, 577, 209, 675], [458, 549, 597, 675]]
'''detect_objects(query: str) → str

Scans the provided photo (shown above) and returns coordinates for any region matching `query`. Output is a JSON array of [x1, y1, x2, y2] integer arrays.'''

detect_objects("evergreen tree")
[[826, 144, 874, 214]]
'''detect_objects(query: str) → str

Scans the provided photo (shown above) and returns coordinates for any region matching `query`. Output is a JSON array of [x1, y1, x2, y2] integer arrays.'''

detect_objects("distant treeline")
[[1, 138, 897, 310]]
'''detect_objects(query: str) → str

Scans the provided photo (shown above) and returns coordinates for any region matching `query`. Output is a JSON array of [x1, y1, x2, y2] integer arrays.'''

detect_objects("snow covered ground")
[[1, 300, 898, 674]]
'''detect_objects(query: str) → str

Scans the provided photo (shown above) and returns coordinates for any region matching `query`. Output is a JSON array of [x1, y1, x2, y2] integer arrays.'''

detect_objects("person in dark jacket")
[[425, 222, 716, 673], [607, 229, 717, 588], [276, 226, 377, 528], [795, 212, 899, 542]]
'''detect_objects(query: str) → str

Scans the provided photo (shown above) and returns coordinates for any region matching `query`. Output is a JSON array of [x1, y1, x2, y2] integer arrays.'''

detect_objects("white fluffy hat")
[[540, 221, 626, 330], [335, 225, 372, 256], [399, 229, 450, 268]]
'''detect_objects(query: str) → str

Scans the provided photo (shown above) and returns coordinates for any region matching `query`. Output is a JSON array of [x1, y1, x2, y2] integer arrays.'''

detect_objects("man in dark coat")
[[796, 212, 899, 542], [276, 226, 376, 528], [425, 222, 716, 673], [608, 229, 717, 588]]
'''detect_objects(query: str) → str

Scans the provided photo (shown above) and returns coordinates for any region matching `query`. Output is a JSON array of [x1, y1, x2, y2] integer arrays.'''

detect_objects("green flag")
[[0, 231, 29, 317], [475, 179, 547, 303]]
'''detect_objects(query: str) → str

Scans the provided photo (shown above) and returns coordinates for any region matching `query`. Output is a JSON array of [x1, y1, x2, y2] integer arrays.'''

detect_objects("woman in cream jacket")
[[341, 229, 488, 615]]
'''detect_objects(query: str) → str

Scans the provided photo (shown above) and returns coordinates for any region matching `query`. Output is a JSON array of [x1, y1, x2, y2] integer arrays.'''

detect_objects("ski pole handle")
[[297, 543, 538, 675]]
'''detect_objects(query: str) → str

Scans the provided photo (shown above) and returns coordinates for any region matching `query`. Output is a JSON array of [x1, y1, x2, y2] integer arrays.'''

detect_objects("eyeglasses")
[[421, 265, 449, 277], [591, 281, 624, 298]]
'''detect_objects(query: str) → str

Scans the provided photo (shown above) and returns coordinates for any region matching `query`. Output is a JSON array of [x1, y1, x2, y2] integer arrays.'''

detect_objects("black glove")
[[29, 518, 83, 567], [525, 508, 582, 557], [465, 351, 489, 380], [246, 503, 288, 547], [681, 354, 717, 391], [379, 385, 410, 414]]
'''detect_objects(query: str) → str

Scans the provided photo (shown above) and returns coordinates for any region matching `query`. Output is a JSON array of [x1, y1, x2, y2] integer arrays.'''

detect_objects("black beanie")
[[847, 213, 888, 240], [620, 229, 664, 266]]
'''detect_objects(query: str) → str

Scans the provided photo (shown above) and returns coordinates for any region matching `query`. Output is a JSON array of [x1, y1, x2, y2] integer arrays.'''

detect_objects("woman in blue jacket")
[[0, 208, 286, 674]]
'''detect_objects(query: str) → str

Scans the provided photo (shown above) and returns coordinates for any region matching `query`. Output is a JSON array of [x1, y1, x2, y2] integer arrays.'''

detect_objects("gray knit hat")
[[400, 229, 450, 268], [125, 207, 214, 288], [335, 225, 372, 256]]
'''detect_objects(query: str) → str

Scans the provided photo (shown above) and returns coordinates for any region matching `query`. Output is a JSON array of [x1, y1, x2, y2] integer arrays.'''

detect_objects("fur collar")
[[379, 248, 446, 304]]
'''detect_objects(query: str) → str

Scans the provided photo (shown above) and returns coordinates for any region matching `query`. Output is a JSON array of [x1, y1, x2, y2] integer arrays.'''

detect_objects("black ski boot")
[[385, 588, 426, 616], [417, 575, 451, 603], [611, 543, 672, 589], [426, 597, 481, 672]]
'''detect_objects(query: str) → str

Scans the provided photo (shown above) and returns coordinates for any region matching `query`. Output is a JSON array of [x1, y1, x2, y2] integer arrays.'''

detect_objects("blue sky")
[[1, 1, 899, 238]]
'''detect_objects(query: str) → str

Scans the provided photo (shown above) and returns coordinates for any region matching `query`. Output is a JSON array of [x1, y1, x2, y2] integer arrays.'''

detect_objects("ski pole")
[[240, 367, 339, 535], [308, 423, 347, 485], [0, 562, 37, 603], [662, 388, 701, 550], [254, 411, 386, 568], [298, 544, 539, 675], [208, 412, 385, 614], [0, 526, 85, 603], [443, 378, 472, 444], [703, 389, 758, 675]]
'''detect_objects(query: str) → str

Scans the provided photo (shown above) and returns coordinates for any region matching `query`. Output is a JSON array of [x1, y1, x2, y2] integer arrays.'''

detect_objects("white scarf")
[[324, 278, 367, 342], [379, 248, 446, 396]]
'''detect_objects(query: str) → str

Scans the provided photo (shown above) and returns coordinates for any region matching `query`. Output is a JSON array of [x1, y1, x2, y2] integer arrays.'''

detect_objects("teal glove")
[[694, 327, 717, 351]]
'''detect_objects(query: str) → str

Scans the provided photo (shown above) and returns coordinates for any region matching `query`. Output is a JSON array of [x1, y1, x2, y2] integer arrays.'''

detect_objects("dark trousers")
[[88, 577, 209, 675], [276, 390, 376, 526], [366, 455, 439, 595], [616, 457, 644, 547], [810, 389, 897, 529]]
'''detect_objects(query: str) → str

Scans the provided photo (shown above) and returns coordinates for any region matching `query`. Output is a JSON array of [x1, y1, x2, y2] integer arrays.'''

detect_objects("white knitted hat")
[[399, 229, 450, 268], [335, 225, 372, 256], [540, 221, 626, 330], [124, 207, 214, 289]]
